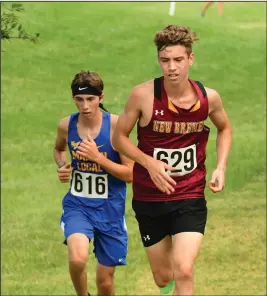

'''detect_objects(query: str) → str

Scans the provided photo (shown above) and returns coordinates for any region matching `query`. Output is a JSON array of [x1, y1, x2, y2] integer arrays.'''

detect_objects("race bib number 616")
[[153, 144, 197, 176], [71, 171, 108, 199]]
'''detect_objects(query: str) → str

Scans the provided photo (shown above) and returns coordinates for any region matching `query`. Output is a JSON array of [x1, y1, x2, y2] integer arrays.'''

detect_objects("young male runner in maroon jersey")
[[112, 25, 232, 295]]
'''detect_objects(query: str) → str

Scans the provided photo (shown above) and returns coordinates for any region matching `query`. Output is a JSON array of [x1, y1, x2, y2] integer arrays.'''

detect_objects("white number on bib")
[[153, 144, 197, 176], [71, 171, 108, 199]]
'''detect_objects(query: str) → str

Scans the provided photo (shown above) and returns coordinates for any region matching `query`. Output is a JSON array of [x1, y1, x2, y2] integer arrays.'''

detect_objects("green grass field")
[[1, 2, 266, 295]]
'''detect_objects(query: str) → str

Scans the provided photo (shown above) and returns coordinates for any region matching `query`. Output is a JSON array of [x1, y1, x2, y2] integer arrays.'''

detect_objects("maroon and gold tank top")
[[133, 77, 210, 201]]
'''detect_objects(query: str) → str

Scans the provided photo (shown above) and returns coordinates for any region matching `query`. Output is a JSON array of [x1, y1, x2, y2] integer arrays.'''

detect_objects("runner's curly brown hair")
[[154, 25, 199, 56]]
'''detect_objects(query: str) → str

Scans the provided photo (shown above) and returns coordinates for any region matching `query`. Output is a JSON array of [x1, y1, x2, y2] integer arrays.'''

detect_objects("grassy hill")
[[1, 2, 266, 295]]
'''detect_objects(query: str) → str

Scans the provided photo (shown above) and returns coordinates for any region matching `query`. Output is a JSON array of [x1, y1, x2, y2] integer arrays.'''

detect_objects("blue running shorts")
[[60, 205, 128, 267]]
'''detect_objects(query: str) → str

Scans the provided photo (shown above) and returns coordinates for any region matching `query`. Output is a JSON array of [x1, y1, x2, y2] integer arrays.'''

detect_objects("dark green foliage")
[[1, 3, 40, 43]]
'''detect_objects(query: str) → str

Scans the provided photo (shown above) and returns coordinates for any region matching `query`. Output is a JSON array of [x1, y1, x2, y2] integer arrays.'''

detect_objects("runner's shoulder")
[[131, 80, 154, 99], [58, 115, 71, 134]]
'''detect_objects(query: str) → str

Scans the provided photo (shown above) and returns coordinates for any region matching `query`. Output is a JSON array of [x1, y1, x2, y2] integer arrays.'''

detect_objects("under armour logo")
[[143, 235, 150, 241], [155, 110, 164, 115]]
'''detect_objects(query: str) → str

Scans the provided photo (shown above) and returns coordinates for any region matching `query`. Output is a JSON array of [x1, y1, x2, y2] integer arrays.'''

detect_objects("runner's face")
[[158, 45, 194, 84], [73, 94, 102, 119]]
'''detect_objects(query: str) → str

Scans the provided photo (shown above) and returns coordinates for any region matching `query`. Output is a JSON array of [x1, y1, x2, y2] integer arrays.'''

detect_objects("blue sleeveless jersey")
[[62, 112, 127, 222]]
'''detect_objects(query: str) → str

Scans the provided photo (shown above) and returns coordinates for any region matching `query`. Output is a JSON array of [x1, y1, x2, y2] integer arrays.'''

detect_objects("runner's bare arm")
[[112, 86, 153, 168], [208, 88, 232, 172], [86, 151, 133, 183], [54, 117, 73, 183], [207, 88, 232, 192], [53, 117, 69, 167], [112, 87, 176, 194], [111, 114, 134, 182]]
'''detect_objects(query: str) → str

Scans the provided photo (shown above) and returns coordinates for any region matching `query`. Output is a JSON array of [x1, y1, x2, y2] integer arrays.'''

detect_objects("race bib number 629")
[[153, 144, 197, 176]]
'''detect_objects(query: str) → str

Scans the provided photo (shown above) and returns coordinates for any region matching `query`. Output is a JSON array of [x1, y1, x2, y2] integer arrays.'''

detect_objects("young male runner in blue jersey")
[[53, 71, 133, 296]]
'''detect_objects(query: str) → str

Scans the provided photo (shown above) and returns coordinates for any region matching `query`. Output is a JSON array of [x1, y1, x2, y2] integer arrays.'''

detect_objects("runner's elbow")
[[112, 132, 123, 151], [124, 171, 133, 183]]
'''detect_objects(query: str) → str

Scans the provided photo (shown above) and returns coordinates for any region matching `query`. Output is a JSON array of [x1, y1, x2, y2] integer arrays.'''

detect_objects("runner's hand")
[[146, 157, 176, 195], [77, 134, 103, 162], [209, 168, 225, 193], [57, 163, 73, 183]]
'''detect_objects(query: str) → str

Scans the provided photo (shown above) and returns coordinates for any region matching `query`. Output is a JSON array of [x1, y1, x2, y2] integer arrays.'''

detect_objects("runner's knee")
[[173, 264, 193, 281], [69, 251, 88, 269], [97, 271, 114, 294], [97, 281, 113, 294], [153, 269, 173, 288]]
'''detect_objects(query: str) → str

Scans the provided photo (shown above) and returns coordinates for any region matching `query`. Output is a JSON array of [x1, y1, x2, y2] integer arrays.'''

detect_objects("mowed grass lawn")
[[1, 2, 266, 295]]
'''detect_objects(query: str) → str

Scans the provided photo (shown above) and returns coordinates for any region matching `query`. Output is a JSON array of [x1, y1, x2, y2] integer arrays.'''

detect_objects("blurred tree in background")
[[1, 3, 40, 44]]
